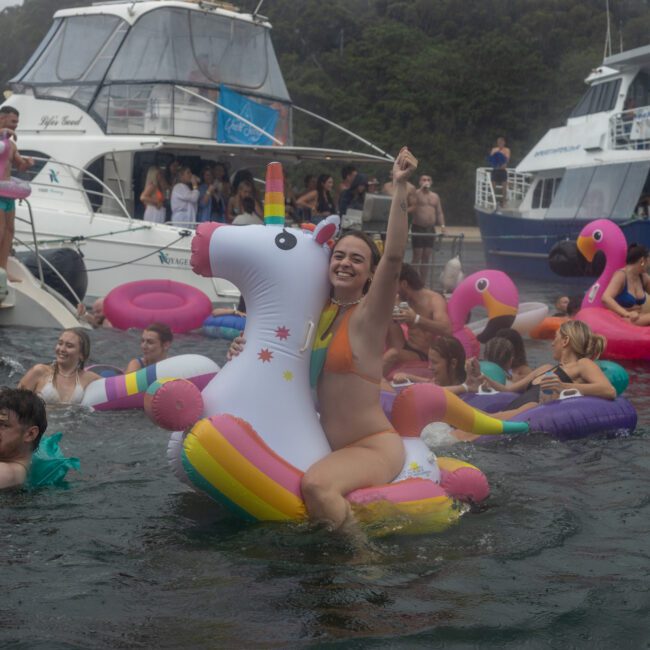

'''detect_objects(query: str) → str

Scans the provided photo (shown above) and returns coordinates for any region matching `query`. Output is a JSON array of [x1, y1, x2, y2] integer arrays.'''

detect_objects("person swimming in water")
[[0, 388, 48, 489], [125, 322, 173, 373], [18, 328, 101, 405]]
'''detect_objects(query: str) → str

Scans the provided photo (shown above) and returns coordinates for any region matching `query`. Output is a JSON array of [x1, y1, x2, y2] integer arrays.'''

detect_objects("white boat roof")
[[53, 0, 269, 28], [604, 44, 650, 71]]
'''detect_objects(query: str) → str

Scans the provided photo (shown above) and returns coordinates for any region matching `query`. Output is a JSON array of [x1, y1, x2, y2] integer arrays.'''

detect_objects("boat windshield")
[[546, 162, 650, 221]]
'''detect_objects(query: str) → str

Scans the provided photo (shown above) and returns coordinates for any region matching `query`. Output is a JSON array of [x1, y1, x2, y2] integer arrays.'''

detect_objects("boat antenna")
[[604, 0, 612, 59], [253, 0, 265, 17]]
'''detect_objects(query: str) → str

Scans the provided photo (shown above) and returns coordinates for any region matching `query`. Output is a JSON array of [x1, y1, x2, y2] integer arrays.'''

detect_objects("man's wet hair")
[[0, 387, 47, 450]]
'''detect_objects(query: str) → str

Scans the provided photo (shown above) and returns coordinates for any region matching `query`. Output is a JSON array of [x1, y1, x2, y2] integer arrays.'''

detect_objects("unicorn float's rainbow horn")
[[264, 161, 285, 226], [391, 384, 529, 437]]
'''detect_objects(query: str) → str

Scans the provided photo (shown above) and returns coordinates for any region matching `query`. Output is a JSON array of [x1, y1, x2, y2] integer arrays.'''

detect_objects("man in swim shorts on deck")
[[383, 262, 452, 377], [408, 173, 445, 284], [0, 106, 34, 279], [0, 388, 47, 489]]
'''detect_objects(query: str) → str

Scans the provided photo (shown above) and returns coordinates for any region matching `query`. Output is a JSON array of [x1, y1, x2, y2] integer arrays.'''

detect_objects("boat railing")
[[21, 156, 135, 223], [13, 199, 86, 316], [475, 167, 532, 211], [609, 107, 650, 150]]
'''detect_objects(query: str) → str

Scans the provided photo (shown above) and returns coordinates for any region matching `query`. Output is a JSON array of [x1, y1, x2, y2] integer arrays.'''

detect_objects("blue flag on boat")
[[217, 85, 279, 146]]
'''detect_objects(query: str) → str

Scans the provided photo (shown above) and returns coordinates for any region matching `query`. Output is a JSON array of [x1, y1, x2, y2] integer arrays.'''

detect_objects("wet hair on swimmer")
[[484, 337, 514, 370], [145, 322, 173, 344], [429, 335, 466, 384], [626, 243, 649, 265], [495, 327, 528, 367], [558, 320, 606, 360], [0, 387, 47, 450]]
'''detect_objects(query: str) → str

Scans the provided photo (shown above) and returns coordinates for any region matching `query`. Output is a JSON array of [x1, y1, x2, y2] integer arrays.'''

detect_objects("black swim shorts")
[[411, 223, 436, 249]]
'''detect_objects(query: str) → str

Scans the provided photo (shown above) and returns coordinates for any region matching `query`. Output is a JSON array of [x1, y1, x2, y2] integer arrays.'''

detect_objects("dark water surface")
[[2, 243, 649, 649]]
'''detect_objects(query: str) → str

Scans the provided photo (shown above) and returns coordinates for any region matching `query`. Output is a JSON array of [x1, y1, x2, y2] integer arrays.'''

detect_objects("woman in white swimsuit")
[[18, 328, 101, 405]]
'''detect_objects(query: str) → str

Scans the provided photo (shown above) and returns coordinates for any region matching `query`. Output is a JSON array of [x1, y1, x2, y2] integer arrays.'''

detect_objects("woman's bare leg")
[[301, 432, 405, 531]]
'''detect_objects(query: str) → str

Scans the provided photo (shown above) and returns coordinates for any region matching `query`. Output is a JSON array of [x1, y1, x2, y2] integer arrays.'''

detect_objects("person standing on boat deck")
[[232, 197, 263, 225], [140, 166, 166, 224], [0, 388, 48, 490], [383, 262, 451, 376], [489, 136, 510, 206], [18, 328, 101, 405], [336, 165, 357, 209], [409, 173, 445, 284], [0, 106, 34, 278], [296, 174, 336, 224], [226, 179, 262, 223], [197, 166, 223, 223], [125, 322, 173, 373], [338, 173, 368, 216], [170, 166, 200, 227]]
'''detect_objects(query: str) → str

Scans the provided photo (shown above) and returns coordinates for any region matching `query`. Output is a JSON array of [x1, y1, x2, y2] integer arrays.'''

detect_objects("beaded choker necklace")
[[331, 296, 362, 308]]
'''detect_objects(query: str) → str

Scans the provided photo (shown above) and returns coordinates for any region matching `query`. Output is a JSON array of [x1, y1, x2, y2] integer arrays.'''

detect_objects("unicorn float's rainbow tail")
[[390, 383, 529, 438]]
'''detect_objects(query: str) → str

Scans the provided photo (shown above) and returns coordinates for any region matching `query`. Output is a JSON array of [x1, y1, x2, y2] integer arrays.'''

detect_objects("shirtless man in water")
[[0, 388, 47, 489], [383, 262, 451, 376], [0, 106, 34, 277], [409, 173, 445, 284]]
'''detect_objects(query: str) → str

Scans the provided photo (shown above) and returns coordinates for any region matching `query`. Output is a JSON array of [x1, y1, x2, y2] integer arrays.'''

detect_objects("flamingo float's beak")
[[577, 235, 596, 262], [477, 290, 518, 343]]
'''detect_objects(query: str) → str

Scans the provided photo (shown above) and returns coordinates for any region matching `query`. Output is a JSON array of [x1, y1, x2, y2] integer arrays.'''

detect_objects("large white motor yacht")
[[2, 0, 390, 301]]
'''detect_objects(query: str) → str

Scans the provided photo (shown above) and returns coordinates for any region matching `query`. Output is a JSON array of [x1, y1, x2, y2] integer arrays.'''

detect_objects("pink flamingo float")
[[155, 163, 527, 536], [576, 218, 650, 360]]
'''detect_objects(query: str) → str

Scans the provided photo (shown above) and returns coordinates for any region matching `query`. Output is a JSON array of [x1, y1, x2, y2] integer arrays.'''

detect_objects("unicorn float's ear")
[[264, 161, 285, 226], [313, 214, 340, 245]]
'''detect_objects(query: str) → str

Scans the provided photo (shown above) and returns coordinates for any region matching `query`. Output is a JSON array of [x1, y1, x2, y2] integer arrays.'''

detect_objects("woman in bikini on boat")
[[18, 328, 101, 405], [230, 147, 418, 531], [602, 243, 650, 326]]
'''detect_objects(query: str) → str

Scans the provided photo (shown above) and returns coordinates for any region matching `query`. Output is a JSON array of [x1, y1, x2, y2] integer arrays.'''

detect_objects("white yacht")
[[2, 0, 390, 300], [475, 44, 650, 281]]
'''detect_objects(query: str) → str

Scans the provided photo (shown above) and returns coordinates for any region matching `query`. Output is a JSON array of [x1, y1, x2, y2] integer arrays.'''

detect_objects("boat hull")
[[14, 206, 239, 302], [476, 209, 650, 281]]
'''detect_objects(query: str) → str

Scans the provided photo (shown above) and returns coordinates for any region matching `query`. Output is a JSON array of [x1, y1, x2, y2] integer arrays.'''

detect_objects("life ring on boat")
[[0, 132, 31, 200], [448, 270, 519, 357], [81, 354, 219, 411], [203, 313, 246, 340], [530, 316, 567, 340], [153, 164, 528, 536], [575, 219, 650, 360], [104, 279, 212, 333]]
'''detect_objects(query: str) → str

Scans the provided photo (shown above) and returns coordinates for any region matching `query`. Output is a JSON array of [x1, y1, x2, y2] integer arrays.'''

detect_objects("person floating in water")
[[0, 388, 47, 489]]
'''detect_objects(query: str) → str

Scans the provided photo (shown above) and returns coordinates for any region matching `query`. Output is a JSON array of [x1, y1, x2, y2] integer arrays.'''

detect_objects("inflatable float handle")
[[300, 320, 316, 353], [559, 388, 583, 400], [477, 384, 498, 395]]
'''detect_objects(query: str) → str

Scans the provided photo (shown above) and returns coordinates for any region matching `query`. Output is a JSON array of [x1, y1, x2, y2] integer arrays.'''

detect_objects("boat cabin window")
[[569, 79, 621, 118], [625, 71, 650, 109], [531, 177, 561, 209], [10, 15, 128, 110], [547, 162, 650, 221]]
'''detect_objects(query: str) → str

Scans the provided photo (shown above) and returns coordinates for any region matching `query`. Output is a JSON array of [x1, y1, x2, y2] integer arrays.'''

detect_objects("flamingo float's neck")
[[583, 248, 626, 309]]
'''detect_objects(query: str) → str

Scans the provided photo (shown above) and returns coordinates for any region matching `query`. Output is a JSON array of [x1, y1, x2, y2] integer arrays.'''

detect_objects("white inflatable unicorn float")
[[158, 163, 527, 535]]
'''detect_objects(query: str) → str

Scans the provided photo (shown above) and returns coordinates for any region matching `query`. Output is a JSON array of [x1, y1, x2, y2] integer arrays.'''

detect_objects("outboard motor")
[[17, 248, 88, 304], [548, 239, 605, 277]]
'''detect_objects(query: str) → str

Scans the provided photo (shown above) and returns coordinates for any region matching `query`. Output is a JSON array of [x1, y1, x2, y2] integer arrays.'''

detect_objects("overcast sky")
[[0, 0, 22, 9]]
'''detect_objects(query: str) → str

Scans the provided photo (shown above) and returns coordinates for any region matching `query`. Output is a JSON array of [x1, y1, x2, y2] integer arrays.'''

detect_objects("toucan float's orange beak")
[[577, 235, 596, 262], [478, 290, 518, 343]]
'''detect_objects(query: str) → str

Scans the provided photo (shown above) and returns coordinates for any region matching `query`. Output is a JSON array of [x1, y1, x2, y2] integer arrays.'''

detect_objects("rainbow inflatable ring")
[[154, 162, 528, 537]]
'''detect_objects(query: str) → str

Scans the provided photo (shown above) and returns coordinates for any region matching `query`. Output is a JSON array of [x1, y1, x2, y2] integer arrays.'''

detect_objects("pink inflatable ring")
[[104, 279, 212, 333], [0, 132, 31, 200]]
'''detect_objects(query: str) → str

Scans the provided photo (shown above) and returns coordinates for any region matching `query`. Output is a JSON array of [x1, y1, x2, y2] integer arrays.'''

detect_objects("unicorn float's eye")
[[275, 230, 297, 251], [593, 229, 603, 242], [475, 277, 489, 292]]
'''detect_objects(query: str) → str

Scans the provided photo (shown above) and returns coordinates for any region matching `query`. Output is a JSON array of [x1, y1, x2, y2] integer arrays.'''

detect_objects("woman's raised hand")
[[392, 147, 418, 184]]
